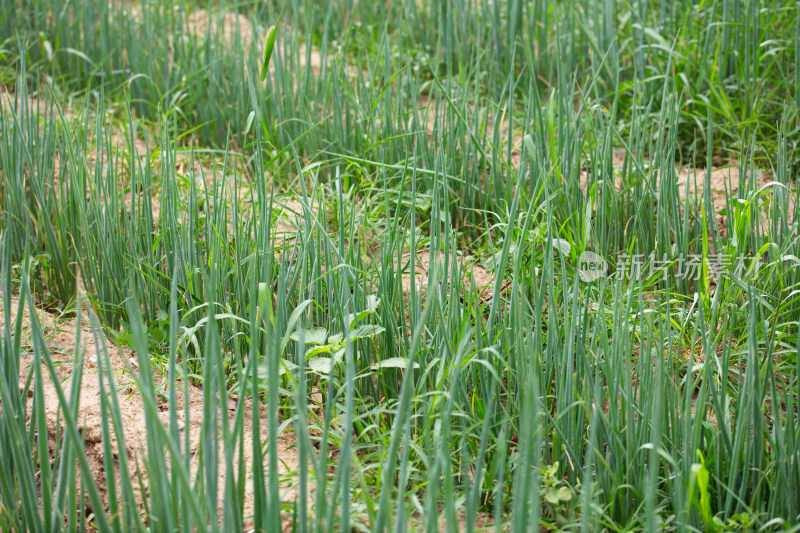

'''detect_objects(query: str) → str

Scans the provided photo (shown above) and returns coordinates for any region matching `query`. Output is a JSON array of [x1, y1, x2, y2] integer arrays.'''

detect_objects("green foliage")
[[1, 0, 799, 531], [260, 14, 281, 82]]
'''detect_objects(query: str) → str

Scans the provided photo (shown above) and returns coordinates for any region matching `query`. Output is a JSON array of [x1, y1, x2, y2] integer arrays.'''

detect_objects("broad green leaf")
[[308, 357, 334, 374], [370, 357, 419, 371], [257, 359, 298, 378], [290, 327, 328, 345], [346, 296, 381, 329], [364, 294, 381, 313], [556, 487, 572, 502], [306, 344, 335, 358], [280, 359, 299, 375], [280, 300, 313, 354], [244, 110, 256, 135], [349, 324, 386, 341], [523, 134, 535, 160], [552, 239, 572, 255]]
